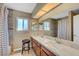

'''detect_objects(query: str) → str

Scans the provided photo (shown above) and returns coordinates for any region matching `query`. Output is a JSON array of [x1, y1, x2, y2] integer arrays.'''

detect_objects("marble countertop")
[[31, 35, 79, 56]]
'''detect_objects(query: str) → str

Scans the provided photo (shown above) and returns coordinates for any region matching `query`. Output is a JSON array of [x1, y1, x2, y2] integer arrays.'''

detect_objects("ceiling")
[[4, 3, 37, 13], [4, 3, 79, 20], [51, 6, 79, 19]]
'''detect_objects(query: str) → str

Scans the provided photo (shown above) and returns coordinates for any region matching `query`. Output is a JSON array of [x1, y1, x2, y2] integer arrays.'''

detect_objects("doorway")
[[73, 14, 79, 43]]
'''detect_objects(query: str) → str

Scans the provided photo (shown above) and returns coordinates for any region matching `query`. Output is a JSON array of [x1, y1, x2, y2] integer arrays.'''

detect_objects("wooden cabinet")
[[31, 37, 56, 56], [31, 37, 41, 56]]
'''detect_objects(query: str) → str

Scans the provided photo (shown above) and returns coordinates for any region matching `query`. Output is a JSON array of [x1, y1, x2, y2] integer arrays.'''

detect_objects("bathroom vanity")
[[31, 37, 56, 56], [31, 35, 79, 56]]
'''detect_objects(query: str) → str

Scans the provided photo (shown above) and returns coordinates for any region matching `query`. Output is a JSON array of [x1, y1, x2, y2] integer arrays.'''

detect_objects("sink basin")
[[56, 41, 61, 44], [55, 39, 61, 44]]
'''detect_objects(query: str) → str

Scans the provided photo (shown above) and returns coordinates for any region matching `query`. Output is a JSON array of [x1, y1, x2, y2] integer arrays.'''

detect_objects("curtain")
[[58, 18, 68, 40]]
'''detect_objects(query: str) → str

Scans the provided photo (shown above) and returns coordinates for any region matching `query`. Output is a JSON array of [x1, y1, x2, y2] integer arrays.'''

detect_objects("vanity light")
[[35, 3, 59, 18], [41, 3, 58, 12], [36, 10, 47, 18]]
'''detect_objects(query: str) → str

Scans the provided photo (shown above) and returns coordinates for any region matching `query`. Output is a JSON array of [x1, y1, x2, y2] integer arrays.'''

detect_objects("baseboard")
[[13, 46, 32, 53], [14, 48, 22, 52]]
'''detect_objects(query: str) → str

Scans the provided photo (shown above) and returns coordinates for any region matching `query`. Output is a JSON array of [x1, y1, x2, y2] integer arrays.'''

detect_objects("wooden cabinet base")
[[31, 37, 56, 56]]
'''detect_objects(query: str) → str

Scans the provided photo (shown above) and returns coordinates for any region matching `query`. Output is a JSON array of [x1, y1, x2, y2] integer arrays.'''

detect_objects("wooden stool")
[[22, 39, 30, 54]]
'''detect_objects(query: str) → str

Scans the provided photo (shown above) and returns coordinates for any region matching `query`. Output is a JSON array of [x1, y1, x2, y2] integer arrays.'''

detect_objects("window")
[[43, 21, 50, 31], [17, 18, 28, 31], [32, 25, 38, 31], [39, 24, 43, 30]]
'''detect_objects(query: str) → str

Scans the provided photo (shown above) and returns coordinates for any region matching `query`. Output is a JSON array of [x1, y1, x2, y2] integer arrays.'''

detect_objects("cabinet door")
[[32, 39, 41, 56], [32, 41, 36, 49], [41, 49, 48, 56], [41, 46, 56, 56], [35, 45, 40, 56]]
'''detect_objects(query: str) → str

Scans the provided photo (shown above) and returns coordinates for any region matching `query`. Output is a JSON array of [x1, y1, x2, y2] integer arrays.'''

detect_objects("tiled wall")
[[0, 5, 5, 55], [0, 9, 3, 55], [0, 4, 9, 56]]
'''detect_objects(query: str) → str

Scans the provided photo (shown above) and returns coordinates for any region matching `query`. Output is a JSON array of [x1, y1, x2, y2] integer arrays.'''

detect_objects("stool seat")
[[22, 39, 30, 44], [22, 39, 30, 54]]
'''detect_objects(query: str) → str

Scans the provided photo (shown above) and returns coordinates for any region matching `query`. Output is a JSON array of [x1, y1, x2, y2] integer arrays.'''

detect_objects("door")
[[73, 15, 79, 43]]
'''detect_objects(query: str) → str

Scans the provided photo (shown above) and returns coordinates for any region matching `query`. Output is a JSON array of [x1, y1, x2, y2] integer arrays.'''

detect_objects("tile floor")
[[11, 48, 36, 56]]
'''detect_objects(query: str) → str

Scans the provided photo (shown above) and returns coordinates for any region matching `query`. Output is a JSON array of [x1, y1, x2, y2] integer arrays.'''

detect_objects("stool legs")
[[22, 42, 30, 54], [28, 42, 30, 54], [22, 45, 24, 54]]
